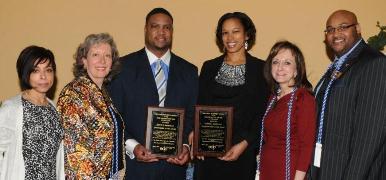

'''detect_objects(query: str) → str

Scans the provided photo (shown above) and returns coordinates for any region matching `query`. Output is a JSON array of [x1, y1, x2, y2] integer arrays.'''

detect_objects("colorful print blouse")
[[57, 75, 124, 179]]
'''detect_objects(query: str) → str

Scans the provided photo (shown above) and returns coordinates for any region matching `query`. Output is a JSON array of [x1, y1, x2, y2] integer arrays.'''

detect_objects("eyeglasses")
[[324, 24, 357, 34]]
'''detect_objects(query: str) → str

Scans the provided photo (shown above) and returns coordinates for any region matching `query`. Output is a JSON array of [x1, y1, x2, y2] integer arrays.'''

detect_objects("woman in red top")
[[258, 41, 316, 180]]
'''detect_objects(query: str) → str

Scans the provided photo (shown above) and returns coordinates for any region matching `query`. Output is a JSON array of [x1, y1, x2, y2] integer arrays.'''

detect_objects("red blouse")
[[260, 88, 316, 180]]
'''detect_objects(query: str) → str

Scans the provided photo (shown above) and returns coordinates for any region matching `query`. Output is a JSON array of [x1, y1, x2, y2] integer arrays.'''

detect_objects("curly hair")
[[73, 33, 120, 83]]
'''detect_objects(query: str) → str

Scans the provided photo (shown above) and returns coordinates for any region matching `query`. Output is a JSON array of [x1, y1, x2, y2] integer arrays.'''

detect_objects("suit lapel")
[[213, 55, 225, 76], [243, 54, 255, 93], [315, 40, 366, 95], [137, 49, 159, 103], [164, 53, 178, 106], [335, 40, 366, 80]]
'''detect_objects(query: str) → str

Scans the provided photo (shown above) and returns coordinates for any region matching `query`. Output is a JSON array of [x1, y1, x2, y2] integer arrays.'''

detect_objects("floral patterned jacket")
[[57, 75, 124, 179]]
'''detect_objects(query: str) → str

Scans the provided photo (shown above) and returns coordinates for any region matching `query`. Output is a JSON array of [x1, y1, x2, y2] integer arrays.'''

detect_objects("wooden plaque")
[[145, 106, 184, 158], [194, 105, 233, 157]]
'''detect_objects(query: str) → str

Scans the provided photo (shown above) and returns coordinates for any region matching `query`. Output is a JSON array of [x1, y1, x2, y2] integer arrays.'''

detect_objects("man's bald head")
[[326, 10, 358, 27], [325, 10, 361, 56]]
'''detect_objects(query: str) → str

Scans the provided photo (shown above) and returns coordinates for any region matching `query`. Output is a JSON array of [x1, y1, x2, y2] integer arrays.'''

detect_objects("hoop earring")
[[245, 41, 248, 50]]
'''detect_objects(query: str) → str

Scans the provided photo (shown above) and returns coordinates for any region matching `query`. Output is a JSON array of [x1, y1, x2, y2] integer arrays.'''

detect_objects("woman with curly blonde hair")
[[57, 33, 125, 179]]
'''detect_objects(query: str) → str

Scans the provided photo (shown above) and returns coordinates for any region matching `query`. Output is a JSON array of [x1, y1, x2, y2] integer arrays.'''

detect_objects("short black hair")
[[16, 45, 56, 90], [145, 7, 173, 24], [216, 12, 256, 52]]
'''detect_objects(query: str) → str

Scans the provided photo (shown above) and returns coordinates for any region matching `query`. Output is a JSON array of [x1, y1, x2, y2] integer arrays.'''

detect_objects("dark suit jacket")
[[198, 53, 269, 147], [108, 48, 198, 180], [195, 54, 269, 179], [313, 40, 386, 180]]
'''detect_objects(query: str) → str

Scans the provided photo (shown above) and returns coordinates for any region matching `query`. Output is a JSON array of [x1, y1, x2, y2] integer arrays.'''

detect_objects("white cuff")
[[183, 144, 191, 152], [125, 139, 139, 159]]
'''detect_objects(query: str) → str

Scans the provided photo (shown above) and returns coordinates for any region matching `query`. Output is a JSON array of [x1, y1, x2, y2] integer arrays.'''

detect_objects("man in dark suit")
[[310, 10, 386, 179], [109, 8, 198, 180]]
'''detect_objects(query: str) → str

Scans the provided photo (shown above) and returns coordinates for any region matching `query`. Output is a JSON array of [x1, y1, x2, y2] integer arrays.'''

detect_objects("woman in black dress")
[[193, 12, 269, 180]]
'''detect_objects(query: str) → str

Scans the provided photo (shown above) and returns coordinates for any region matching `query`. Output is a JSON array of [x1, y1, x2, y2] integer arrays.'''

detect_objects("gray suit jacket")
[[312, 40, 386, 180]]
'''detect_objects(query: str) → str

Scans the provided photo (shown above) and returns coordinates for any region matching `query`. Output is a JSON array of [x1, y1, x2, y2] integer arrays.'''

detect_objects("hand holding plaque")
[[145, 107, 184, 158], [194, 105, 233, 157]]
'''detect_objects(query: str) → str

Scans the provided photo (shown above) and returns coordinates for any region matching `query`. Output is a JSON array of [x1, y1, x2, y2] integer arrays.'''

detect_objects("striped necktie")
[[155, 59, 167, 106]]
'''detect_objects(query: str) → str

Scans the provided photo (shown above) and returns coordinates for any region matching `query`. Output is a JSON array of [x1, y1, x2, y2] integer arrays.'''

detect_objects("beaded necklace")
[[108, 106, 119, 179], [256, 87, 297, 180]]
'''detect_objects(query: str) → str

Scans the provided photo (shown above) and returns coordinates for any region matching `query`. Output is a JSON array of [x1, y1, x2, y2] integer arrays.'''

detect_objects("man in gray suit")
[[310, 10, 386, 179]]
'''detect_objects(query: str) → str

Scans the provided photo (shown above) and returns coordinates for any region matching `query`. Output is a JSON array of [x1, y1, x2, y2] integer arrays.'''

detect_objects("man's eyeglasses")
[[324, 24, 357, 34]]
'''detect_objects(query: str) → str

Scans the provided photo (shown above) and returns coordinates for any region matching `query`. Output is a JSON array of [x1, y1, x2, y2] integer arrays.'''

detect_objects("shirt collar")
[[332, 38, 363, 70], [145, 47, 171, 66], [335, 38, 363, 59]]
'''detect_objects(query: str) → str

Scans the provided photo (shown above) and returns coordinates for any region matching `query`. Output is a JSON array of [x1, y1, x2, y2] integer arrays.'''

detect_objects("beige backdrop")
[[1, 0, 385, 101]]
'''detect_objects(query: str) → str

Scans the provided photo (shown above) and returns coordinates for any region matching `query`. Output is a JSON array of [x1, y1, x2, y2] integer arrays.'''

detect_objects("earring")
[[244, 41, 248, 50]]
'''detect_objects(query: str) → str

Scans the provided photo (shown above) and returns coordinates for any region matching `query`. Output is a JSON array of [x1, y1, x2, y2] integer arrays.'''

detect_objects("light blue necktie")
[[155, 59, 167, 107]]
